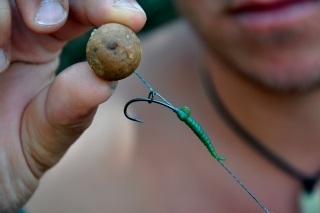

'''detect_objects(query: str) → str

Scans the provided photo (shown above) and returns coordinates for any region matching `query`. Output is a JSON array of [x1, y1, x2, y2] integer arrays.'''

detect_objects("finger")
[[89, 0, 146, 31], [52, 0, 147, 41], [14, 0, 69, 34], [21, 62, 117, 178], [0, 0, 11, 73]]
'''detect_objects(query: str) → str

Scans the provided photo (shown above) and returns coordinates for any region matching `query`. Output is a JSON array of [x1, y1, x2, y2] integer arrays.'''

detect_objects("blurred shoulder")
[[139, 18, 201, 66]]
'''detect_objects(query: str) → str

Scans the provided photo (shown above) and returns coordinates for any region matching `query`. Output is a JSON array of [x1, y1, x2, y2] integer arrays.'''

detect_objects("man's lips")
[[228, 0, 315, 14], [226, 0, 320, 31]]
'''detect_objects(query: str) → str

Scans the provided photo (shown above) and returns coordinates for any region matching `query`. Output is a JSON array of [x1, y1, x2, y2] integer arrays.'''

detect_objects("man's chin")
[[240, 67, 320, 93]]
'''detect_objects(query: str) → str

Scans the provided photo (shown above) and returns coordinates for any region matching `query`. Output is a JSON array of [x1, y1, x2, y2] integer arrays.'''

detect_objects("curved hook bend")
[[124, 92, 178, 123]]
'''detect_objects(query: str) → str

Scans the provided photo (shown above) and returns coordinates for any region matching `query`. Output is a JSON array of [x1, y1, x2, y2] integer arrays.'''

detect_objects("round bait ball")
[[86, 23, 142, 81]]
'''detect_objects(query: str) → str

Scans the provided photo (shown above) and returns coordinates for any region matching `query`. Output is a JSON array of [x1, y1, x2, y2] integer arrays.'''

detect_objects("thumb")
[[21, 62, 117, 178]]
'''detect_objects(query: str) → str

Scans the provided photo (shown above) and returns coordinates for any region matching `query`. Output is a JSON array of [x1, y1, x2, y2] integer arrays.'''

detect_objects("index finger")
[[53, 0, 147, 41]]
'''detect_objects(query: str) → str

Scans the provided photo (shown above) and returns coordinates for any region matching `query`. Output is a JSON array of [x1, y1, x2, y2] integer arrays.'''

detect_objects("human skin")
[[171, 0, 320, 168], [24, 1, 320, 213], [0, 0, 146, 212], [26, 20, 295, 213], [174, 0, 320, 91], [172, 0, 320, 211]]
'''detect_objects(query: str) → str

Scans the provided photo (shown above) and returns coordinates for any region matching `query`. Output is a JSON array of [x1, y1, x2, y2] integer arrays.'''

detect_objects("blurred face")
[[174, 0, 320, 91]]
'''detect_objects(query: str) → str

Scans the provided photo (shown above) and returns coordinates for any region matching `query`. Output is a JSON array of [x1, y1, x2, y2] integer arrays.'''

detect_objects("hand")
[[0, 0, 146, 212]]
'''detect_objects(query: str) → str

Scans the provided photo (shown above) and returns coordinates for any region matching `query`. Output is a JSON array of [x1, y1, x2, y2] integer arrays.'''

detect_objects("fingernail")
[[113, 0, 145, 14], [0, 49, 9, 73], [35, 0, 67, 26], [107, 81, 118, 90]]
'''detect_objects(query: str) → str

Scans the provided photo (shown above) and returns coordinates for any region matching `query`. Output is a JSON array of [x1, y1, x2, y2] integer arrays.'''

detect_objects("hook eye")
[[147, 92, 155, 104]]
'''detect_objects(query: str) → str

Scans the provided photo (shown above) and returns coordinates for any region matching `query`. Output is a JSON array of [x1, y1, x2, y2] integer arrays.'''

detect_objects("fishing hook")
[[124, 91, 178, 123]]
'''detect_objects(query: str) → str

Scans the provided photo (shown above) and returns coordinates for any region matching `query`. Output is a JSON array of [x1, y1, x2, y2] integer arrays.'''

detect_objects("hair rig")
[[124, 71, 271, 213]]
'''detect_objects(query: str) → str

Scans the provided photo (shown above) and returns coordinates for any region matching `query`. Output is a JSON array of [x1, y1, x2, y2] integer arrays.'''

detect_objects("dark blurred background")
[[57, 0, 179, 74]]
